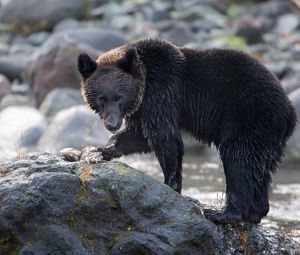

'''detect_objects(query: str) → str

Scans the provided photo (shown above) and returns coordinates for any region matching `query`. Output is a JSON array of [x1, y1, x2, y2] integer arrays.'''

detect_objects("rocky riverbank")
[[0, 0, 298, 160], [0, 152, 299, 255], [0, 1, 299, 253]]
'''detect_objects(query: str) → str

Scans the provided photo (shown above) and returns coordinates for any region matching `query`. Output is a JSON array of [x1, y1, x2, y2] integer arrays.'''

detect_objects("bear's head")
[[78, 46, 145, 133]]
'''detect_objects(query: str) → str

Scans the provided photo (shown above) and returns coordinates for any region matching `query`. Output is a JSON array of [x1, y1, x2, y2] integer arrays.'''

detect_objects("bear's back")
[[180, 47, 280, 92], [178, 47, 295, 144]]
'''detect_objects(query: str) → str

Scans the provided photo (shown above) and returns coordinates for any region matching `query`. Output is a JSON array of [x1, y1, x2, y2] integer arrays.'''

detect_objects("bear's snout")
[[104, 114, 122, 133]]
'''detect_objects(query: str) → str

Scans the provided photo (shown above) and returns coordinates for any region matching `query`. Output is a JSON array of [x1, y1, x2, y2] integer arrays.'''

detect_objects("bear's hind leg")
[[204, 143, 268, 224], [204, 159, 254, 224], [243, 149, 276, 223], [246, 171, 271, 223]]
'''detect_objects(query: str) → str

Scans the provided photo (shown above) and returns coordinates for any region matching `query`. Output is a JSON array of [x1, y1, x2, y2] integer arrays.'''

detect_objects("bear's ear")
[[78, 53, 97, 79], [118, 47, 139, 76]]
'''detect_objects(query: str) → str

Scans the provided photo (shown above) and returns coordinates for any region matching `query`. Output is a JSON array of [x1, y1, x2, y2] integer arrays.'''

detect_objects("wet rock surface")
[[0, 152, 298, 255]]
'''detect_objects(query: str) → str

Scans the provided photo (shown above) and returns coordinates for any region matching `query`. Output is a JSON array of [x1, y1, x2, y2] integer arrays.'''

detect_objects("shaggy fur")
[[78, 38, 296, 224]]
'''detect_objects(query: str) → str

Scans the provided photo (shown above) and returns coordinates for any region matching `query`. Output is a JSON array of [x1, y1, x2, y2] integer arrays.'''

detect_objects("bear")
[[77, 38, 296, 224]]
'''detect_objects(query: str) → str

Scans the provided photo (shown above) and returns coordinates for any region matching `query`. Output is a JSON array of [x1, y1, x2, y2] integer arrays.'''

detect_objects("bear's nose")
[[104, 115, 121, 132]]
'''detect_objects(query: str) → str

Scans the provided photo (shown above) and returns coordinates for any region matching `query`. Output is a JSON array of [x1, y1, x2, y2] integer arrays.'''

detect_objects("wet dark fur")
[[78, 39, 296, 224]]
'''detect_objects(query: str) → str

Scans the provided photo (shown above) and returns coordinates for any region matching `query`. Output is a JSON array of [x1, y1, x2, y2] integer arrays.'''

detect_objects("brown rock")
[[26, 28, 127, 105], [30, 43, 100, 106]]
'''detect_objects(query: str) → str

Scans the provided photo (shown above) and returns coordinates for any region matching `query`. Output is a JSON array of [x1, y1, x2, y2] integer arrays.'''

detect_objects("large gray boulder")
[[38, 105, 111, 153], [0, 106, 46, 155], [0, 55, 29, 81], [0, 0, 90, 31], [39, 88, 84, 119], [0, 152, 298, 254]]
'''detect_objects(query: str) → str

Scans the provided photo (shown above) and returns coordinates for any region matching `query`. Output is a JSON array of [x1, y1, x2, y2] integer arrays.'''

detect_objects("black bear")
[[77, 39, 296, 224]]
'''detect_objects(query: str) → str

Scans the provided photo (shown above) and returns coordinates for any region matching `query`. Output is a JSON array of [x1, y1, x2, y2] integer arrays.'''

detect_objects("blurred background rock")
[[0, 0, 298, 161], [0, 0, 299, 242]]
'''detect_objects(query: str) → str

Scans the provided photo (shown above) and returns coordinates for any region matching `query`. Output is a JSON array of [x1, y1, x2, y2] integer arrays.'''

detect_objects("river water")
[[121, 148, 300, 242]]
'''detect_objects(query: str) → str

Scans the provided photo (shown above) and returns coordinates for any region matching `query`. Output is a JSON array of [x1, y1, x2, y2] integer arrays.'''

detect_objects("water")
[[120, 148, 300, 242]]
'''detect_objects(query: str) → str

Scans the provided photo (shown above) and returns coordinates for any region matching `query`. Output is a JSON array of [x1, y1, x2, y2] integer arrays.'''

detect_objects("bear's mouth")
[[106, 126, 121, 134]]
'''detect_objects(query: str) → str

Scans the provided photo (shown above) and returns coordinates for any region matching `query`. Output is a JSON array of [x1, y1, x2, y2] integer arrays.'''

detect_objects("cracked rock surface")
[[0, 152, 298, 255]]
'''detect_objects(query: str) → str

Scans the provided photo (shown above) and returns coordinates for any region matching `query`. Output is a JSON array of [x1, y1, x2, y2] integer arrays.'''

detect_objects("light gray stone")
[[39, 88, 84, 119], [54, 18, 84, 32], [38, 105, 111, 153], [274, 14, 299, 34], [0, 106, 46, 152], [0, 94, 36, 109]]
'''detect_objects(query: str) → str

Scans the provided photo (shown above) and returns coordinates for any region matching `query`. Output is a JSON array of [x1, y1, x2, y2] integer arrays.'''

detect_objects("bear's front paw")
[[97, 145, 119, 161]]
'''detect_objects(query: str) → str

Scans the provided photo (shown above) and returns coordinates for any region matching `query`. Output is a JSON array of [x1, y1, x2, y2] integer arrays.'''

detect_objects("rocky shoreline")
[[0, 152, 299, 255], [0, 1, 299, 252]]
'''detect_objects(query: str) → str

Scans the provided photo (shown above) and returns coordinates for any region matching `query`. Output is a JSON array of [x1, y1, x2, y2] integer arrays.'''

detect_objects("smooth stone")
[[39, 88, 84, 119], [0, 94, 36, 110], [0, 106, 46, 151], [38, 105, 111, 153], [26, 31, 51, 46], [274, 13, 299, 34], [0, 55, 29, 81], [53, 18, 84, 32], [25, 39, 101, 105]]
